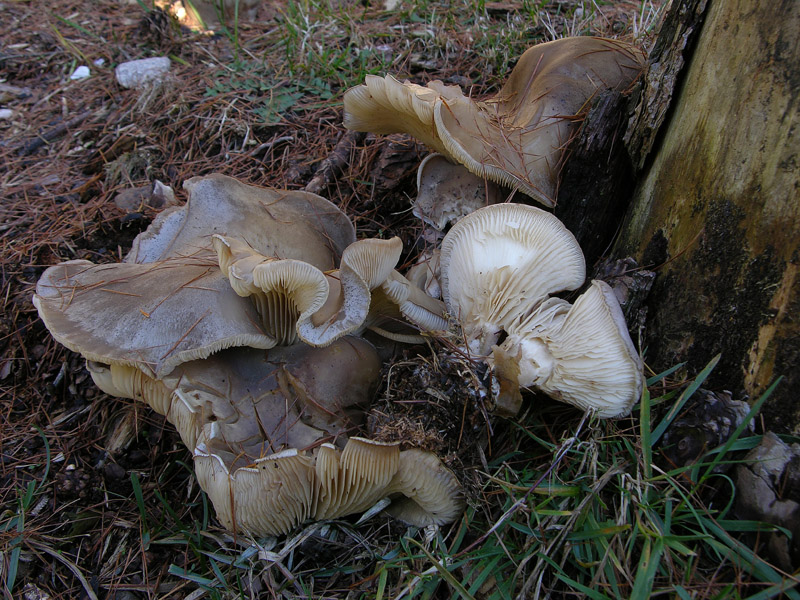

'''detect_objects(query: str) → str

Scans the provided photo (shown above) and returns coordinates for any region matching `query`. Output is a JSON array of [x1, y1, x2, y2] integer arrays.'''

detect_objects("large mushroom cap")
[[33, 258, 274, 379], [128, 173, 355, 268], [495, 280, 644, 418], [439, 203, 585, 355], [433, 37, 644, 206], [34, 175, 360, 378], [196, 435, 464, 537], [166, 337, 382, 458], [344, 38, 644, 208]]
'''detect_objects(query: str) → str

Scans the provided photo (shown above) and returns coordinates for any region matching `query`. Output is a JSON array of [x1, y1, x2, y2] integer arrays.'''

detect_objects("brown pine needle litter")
[[3, 1, 797, 599]]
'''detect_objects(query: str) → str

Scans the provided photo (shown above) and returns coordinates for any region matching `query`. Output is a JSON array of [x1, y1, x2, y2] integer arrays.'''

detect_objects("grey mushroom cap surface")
[[33, 258, 275, 379], [34, 175, 361, 378], [413, 153, 504, 231], [128, 173, 355, 269]]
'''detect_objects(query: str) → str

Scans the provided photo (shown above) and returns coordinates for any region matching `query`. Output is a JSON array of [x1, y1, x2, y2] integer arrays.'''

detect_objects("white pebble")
[[115, 57, 171, 89], [70, 65, 91, 80]]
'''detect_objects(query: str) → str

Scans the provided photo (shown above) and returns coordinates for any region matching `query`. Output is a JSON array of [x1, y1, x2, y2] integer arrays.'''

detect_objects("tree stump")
[[614, 0, 800, 432]]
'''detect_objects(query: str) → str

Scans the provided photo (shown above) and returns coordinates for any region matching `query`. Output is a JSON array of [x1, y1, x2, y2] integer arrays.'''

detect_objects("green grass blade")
[[651, 354, 720, 444], [646, 362, 685, 386], [406, 538, 475, 600], [640, 386, 653, 483], [630, 537, 665, 600]]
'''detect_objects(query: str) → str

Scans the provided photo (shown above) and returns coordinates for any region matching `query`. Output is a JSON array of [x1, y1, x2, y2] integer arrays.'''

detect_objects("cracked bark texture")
[[613, 0, 800, 432]]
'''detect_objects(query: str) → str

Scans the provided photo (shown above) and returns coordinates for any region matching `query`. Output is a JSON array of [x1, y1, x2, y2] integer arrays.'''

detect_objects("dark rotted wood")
[[556, 0, 709, 266], [624, 0, 709, 170], [554, 90, 635, 268]]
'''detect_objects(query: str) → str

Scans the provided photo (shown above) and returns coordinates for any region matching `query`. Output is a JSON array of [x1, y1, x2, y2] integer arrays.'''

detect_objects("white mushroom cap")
[[440, 203, 585, 355], [495, 280, 643, 418], [378, 270, 448, 333], [297, 237, 403, 346]]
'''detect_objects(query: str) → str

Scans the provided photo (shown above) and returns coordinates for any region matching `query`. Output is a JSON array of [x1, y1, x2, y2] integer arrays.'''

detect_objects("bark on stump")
[[614, 0, 800, 432]]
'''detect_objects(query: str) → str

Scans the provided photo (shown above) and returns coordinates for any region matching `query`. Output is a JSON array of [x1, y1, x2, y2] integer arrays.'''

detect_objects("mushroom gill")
[[439, 203, 642, 418]]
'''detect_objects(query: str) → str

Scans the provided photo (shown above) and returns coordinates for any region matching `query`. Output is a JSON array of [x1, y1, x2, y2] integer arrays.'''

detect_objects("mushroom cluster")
[[342, 36, 645, 418], [35, 36, 648, 539], [440, 204, 643, 418], [34, 174, 463, 536]]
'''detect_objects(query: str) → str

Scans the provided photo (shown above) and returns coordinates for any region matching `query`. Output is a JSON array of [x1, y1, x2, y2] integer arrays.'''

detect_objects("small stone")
[[0, 108, 13, 120], [115, 57, 171, 89], [70, 65, 91, 80]]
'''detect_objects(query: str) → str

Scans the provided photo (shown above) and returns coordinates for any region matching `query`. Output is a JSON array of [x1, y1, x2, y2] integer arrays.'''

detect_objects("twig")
[[18, 109, 94, 156], [304, 130, 366, 195]]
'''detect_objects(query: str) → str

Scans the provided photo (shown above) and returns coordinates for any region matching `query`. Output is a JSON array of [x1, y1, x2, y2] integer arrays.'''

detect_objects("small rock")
[[0, 108, 13, 120], [23, 583, 51, 600], [115, 57, 171, 89], [70, 65, 91, 80]]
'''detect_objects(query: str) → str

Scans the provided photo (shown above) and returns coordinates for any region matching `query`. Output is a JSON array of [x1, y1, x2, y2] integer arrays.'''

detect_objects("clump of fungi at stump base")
[[34, 36, 646, 538]]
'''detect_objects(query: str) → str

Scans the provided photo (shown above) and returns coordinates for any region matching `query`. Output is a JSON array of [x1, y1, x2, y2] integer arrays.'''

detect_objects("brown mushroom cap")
[[165, 337, 381, 456], [433, 37, 644, 206], [34, 174, 359, 378], [344, 38, 644, 208], [439, 203, 585, 356]]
